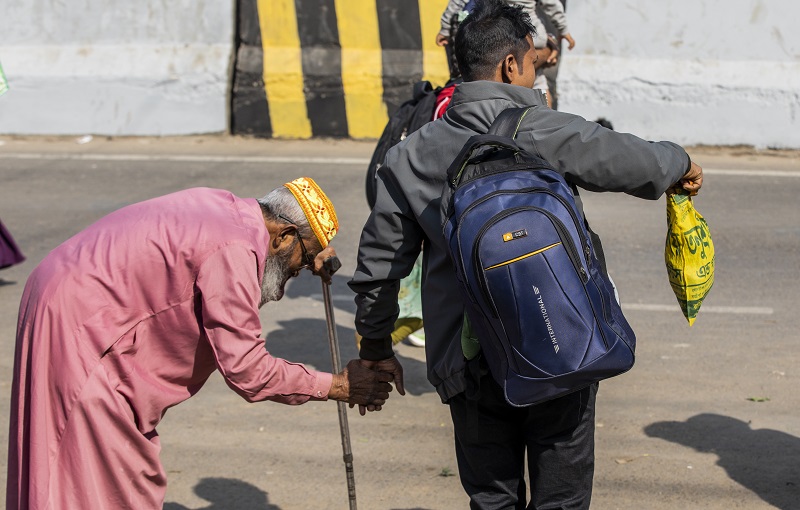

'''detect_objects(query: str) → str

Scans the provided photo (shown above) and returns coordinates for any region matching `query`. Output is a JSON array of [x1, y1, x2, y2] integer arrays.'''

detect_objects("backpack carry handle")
[[446, 134, 522, 186], [446, 107, 534, 187], [412, 80, 435, 101]]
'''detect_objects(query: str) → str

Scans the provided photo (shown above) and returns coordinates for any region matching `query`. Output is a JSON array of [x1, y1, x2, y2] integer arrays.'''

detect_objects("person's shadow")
[[163, 477, 280, 510], [277, 271, 434, 396], [283, 270, 356, 317], [645, 413, 800, 509], [263, 316, 433, 397]]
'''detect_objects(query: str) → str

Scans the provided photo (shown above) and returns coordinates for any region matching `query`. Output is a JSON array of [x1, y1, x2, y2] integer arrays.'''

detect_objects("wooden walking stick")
[[321, 256, 357, 509]]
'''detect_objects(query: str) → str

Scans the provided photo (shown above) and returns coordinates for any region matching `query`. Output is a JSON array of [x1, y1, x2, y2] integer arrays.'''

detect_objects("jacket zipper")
[[468, 205, 586, 317], [455, 185, 590, 267]]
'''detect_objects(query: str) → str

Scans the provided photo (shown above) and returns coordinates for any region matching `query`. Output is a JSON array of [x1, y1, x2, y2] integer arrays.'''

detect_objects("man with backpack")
[[349, 0, 702, 508]]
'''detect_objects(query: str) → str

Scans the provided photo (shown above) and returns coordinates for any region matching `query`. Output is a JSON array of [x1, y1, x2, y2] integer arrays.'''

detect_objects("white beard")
[[259, 248, 294, 307]]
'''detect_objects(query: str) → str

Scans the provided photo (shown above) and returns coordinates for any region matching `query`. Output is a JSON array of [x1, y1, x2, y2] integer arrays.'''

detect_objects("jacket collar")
[[449, 80, 548, 109]]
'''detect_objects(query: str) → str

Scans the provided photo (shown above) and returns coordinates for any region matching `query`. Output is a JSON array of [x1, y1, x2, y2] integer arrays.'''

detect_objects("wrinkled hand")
[[436, 33, 449, 46], [351, 357, 405, 416], [677, 161, 704, 196], [561, 32, 576, 50], [311, 246, 339, 284], [328, 359, 393, 408]]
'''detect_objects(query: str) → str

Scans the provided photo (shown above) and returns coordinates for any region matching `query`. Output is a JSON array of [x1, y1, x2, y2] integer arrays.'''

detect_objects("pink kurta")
[[7, 188, 332, 509]]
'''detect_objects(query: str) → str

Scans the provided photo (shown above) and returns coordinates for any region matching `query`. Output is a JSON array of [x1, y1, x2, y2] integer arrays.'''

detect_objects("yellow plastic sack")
[[665, 192, 715, 325]]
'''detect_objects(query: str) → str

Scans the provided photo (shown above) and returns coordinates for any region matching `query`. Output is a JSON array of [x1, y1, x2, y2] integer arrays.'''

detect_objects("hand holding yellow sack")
[[665, 192, 715, 325]]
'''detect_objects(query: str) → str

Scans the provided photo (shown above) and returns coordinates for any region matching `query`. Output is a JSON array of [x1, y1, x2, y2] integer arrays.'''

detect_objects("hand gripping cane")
[[321, 256, 357, 509]]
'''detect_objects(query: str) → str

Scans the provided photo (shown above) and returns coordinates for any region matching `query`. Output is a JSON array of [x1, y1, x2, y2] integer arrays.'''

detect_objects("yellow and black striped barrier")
[[231, 0, 450, 139]]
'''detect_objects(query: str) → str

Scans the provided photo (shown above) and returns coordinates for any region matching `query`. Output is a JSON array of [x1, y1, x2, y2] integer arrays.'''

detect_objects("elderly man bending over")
[[7, 178, 393, 510]]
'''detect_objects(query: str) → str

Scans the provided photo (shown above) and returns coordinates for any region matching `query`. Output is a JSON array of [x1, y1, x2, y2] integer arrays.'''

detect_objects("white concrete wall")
[[558, 0, 800, 149], [0, 1, 234, 136], [1, 0, 799, 146]]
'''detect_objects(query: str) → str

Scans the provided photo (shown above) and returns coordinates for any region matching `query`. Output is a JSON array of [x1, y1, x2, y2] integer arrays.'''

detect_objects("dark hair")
[[454, 0, 536, 82], [447, 12, 463, 79], [595, 117, 615, 131]]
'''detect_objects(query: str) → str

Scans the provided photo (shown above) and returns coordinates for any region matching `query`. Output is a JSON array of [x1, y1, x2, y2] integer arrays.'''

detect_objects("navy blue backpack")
[[441, 107, 636, 407]]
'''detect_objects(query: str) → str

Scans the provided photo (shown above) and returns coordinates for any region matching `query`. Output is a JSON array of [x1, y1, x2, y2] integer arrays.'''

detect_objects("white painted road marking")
[[0, 153, 368, 165], [307, 293, 355, 303], [702, 168, 800, 178], [301, 296, 775, 316], [1, 152, 799, 178], [0, 152, 789, 317], [623, 303, 774, 315]]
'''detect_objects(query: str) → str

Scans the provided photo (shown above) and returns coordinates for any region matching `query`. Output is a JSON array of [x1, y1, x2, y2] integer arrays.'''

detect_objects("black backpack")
[[365, 81, 442, 208]]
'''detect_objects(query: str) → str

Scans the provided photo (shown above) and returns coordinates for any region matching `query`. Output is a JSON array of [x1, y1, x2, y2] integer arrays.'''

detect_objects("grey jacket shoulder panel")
[[439, 0, 550, 48]]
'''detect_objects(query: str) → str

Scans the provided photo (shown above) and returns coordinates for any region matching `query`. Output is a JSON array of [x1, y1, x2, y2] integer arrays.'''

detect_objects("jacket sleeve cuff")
[[359, 336, 394, 361], [673, 155, 692, 187]]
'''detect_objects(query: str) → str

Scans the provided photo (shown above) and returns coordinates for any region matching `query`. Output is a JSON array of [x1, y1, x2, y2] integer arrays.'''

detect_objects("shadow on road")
[[265, 317, 433, 397], [645, 413, 800, 509], [278, 271, 435, 396], [393, 349, 433, 396], [163, 477, 280, 510], [284, 271, 355, 316]]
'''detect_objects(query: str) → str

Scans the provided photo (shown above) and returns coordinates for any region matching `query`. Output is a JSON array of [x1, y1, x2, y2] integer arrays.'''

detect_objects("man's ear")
[[501, 53, 517, 84], [271, 224, 296, 250]]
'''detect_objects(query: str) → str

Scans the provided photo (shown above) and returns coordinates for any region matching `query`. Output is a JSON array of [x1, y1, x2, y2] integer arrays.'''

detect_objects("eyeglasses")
[[277, 214, 314, 271]]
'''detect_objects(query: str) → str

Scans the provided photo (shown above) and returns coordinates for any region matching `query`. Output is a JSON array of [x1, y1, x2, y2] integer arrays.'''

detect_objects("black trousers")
[[449, 358, 597, 510]]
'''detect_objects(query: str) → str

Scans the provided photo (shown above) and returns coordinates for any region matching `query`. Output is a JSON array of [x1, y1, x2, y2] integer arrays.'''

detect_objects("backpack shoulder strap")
[[487, 107, 534, 139]]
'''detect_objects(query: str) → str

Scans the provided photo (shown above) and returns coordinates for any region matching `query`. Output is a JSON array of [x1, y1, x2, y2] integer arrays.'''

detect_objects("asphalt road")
[[0, 136, 798, 509]]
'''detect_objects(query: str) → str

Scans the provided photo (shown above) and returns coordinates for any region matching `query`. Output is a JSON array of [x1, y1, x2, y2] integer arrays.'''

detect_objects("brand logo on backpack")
[[502, 229, 527, 242], [533, 286, 559, 354]]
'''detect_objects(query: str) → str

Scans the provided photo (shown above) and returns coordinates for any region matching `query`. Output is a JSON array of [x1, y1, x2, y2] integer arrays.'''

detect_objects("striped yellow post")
[[258, 0, 312, 138], [419, 0, 452, 87], [334, 0, 387, 139]]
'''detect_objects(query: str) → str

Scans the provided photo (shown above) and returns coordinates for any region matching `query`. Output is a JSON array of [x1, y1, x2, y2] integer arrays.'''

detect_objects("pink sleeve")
[[196, 244, 332, 405]]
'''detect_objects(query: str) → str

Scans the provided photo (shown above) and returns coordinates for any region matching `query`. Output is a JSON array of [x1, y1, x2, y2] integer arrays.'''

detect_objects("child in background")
[[436, 0, 575, 107]]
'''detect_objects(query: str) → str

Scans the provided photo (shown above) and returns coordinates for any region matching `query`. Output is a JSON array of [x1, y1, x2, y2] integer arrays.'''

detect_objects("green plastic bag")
[[0, 62, 8, 97], [665, 192, 715, 325]]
